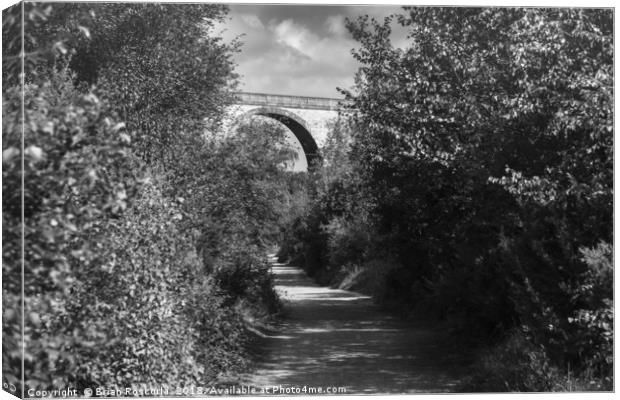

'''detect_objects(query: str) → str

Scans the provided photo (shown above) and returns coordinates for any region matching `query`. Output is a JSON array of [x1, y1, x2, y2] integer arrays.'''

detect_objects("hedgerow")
[[3, 2, 292, 393], [280, 8, 613, 391]]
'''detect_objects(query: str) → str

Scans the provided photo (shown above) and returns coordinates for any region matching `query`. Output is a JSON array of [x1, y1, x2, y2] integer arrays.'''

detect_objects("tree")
[[337, 7, 612, 386], [3, 3, 289, 390]]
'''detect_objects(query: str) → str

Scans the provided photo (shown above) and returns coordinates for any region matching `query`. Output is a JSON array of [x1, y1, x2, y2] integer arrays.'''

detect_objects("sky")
[[215, 4, 410, 98]]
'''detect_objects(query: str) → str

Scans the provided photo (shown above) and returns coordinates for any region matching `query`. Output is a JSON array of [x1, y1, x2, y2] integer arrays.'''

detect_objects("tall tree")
[[342, 7, 612, 380]]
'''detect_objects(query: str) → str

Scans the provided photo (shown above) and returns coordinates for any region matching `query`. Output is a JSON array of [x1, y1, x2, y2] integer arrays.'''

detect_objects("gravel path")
[[241, 256, 471, 394]]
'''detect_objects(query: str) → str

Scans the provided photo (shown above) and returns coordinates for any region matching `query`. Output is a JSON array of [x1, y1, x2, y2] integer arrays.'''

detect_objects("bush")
[[335, 259, 399, 298], [2, 67, 142, 389], [1, 68, 260, 389], [564, 241, 613, 379], [280, 8, 612, 391], [3, 3, 292, 391], [461, 331, 558, 392], [462, 327, 612, 392], [57, 177, 251, 388], [213, 247, 280, 315]]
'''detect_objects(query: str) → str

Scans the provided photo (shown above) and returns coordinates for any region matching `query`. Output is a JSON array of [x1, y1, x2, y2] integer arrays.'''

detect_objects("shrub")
[[461, 330, 558, 392], [563, 241, 613, 379], [280, 8, 612, 392], [213, 246, 280, 315], [3, 68, 142, 390], [3, 4, 290, 390], [336, 259, 399, 298], [56, 177, 246, 388]]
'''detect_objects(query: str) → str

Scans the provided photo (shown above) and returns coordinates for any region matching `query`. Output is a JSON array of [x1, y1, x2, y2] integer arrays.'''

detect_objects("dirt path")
[[241, 256, 471, 394]]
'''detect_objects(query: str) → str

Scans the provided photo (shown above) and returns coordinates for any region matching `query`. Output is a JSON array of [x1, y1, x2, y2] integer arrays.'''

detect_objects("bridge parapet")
[[234, 92, 350, 111]]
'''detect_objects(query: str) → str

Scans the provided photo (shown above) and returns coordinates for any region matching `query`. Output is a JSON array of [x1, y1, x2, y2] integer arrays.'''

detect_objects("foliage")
[[3, 3, 57, 86], [3, 2, 295, 392], [179, 118, 296, 314], [3, 67, 141, 390], [63, 3, 237, 166], [281, 7, 613, 391], [461, 330, 558, 392]]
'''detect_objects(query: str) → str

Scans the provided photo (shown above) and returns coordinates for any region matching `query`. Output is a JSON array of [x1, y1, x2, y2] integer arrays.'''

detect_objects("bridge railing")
[[234, 92, 352, 111]]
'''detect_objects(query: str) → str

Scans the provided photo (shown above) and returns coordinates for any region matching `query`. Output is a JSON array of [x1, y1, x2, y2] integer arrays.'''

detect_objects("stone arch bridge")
[[227, 92, 349, 170]]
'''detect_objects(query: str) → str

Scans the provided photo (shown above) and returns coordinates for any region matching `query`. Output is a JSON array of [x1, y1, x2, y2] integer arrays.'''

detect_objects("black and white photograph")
[[1, 0, 615, 397]]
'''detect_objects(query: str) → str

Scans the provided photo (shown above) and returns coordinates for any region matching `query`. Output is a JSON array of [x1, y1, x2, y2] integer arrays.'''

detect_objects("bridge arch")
[[239, 106, 320, 168]]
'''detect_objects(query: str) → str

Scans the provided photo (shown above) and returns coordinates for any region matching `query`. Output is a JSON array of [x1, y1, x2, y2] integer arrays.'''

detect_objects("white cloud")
[[240, 13, 264, 30], [325, 14, 346, 36], [270, 19, 316, 57], [269, 17, 357, 63], [221, 5, 409, 97]]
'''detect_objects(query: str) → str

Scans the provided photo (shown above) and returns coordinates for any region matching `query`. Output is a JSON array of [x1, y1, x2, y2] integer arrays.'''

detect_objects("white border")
[[0, 2, 617, 400]]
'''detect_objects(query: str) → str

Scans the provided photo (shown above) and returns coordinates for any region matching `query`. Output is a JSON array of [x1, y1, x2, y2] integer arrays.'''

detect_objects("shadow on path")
[[241, 256, 472, 394]]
